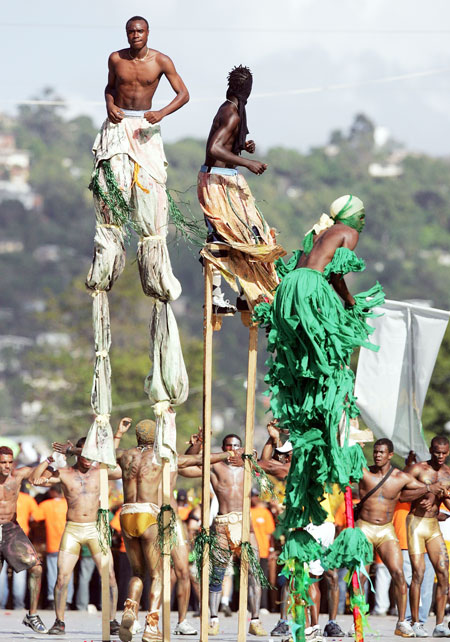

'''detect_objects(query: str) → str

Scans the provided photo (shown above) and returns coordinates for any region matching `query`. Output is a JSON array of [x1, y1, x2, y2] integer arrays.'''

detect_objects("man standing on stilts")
[[198, 65, 285, 313]]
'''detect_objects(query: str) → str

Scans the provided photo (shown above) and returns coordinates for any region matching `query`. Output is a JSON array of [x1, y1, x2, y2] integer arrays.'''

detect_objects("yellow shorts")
[[356, 519, 398, 550], [406, 514, 442, 555], [120, 502, 159, 538], [60, 521, 101, 556]]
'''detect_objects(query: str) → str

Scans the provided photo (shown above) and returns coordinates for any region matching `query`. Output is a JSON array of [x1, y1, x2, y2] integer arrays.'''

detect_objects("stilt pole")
[[100, 464, 110, 642], [344, 485, 364, 642], [200, 260, 214, 642], [238, 319, 258, 642], [162, 460, 171, 641]]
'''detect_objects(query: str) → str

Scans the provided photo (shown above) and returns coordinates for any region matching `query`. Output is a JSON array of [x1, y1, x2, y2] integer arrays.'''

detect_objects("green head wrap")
[[330, 194, 365, 233]]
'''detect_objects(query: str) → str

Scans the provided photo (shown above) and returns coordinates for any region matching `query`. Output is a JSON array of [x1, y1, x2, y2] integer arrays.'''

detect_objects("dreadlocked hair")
[[227, 65, 253, 96]]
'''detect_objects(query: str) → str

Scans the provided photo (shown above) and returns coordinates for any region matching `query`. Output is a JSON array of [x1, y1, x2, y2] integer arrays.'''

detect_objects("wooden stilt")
[[238, 321, 258, 642], [162, 460, 171, 641], [200, 260, 214, 642], [99, 464, 110, 642]]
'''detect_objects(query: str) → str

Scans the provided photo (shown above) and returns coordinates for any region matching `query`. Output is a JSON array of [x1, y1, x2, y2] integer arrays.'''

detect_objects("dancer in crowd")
[[182, 433, 268, 637], [357, 438, 443, 637], [0, 446, 48, 634], [198, 64, 284, 314], [405, 436, 450, 638], [30, 437, 121, 635], [113, 418, 241, 642]]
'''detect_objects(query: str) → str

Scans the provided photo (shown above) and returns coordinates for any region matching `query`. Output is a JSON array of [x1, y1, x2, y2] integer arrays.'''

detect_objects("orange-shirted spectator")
[[250, 488, 275, 611], [0, 488, 39, 609], [33, 485, 73, 608], [176, 489, 191, 522]]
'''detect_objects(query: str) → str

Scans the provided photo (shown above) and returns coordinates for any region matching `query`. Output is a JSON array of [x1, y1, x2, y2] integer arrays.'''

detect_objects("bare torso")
[[210, 460, 245, 514], [118, 447, 162, 505], [204, 102, 239, 168], [407, 461, 450, 518], [108, 48, 166, 110], [0, 470, 28, 524], [58, 465, 102, 523], [359, 466, 413, 525], [296, 224, 359, 272]]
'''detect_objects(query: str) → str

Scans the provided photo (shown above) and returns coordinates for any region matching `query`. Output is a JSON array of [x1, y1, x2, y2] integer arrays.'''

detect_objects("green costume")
[[254, 197, 384, 640]]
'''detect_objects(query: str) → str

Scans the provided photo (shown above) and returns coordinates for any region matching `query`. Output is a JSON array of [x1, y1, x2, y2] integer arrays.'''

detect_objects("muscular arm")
[[105, 54, 124, 124], [154, 54, 189, 119], [178, 451, 230, 470], [207, 109, 266, 175], [257, 458, 289, 481], [399, 475, 430, 501]]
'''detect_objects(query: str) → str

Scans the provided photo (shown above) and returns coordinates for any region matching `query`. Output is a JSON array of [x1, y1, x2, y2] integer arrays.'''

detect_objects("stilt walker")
[[82, 15, 190, 642], [255, 195, 384, 641]]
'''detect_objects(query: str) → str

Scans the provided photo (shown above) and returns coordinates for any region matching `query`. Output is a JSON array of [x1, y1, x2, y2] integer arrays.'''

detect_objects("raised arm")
[[261, 421, 281, 461], [144, 54, 189, 125], [114, 416, 132, 455], [29, 458, 61, 486]]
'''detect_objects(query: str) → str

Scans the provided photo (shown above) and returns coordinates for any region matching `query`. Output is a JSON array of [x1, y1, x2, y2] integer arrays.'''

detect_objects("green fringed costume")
[[254, 195, 384, 641]]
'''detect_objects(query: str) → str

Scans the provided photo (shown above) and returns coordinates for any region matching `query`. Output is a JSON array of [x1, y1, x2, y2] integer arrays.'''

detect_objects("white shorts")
[[305, 521, 336, 576]]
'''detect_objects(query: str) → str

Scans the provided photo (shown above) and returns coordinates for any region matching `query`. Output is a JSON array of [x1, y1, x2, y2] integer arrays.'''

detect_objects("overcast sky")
[[2, 0, 450, 155]]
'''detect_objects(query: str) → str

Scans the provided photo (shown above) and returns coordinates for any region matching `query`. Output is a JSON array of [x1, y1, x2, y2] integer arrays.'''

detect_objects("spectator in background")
[[0, 482, 38, 609], [33, 484, 74, 609], [176, 489, 191, 522], [250, 488, 275, 613]]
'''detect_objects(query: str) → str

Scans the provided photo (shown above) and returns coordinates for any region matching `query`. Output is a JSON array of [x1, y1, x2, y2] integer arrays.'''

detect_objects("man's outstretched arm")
[[399, 474, 442, 501]]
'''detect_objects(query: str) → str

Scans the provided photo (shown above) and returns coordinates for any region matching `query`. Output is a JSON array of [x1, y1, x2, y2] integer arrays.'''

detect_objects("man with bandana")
[[182, 433, 269, 637], [198, 65, 285, 314], [112, 419, 242, 642]]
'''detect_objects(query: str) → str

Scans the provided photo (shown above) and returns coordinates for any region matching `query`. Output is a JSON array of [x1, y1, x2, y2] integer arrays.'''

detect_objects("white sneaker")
[[305, 625, 323, 642], [412, 622, 429, 638], [132, 619, 142, 634], [395, 620, 415, 637], [174, 620, 197, 635], [432, 623, 450, 637]]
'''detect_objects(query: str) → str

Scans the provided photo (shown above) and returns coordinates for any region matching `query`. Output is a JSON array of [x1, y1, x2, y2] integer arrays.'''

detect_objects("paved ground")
[[0, 608, 431, 641]]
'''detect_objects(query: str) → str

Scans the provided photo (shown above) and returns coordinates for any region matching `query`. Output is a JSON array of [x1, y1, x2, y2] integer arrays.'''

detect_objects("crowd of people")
[[1, 425, 450, 641]]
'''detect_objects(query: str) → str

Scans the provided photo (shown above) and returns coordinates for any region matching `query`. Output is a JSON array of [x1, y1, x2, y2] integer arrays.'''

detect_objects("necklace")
[[226, 99, 238, 109], [129, 47, 150, 62]]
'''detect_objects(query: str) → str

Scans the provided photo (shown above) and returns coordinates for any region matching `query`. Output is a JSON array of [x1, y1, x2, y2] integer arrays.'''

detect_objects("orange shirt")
[[177, 505, 191, 522], [33, 497, 68, 553], [392, 501, 410, 550], [250, 505, 275, 558], [16, 492, 39, 536], [334, 498, 360, 529], [110, 507, 126, 553]]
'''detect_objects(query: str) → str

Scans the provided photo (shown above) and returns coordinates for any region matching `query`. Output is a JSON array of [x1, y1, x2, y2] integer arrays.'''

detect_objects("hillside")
[[0, 100, 449, 450]]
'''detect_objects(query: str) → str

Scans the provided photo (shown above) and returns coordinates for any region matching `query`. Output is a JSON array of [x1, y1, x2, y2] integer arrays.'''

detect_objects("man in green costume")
[[255, 195, 385, 641]]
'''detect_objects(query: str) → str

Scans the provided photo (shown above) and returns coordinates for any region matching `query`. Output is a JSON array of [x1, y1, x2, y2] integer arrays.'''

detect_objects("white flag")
[[355, 300, 449, 461]]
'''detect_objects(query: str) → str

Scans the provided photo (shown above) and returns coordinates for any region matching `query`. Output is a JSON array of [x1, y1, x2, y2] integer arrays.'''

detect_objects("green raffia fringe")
[[242, 453, 277, 500], [166, 189, 205, 246], [90, 160, 139, 238], [241, 542, 273, 589], [157, 504, 178, 555], [193, 527, 231, 584], [96, 509, 112, 555]]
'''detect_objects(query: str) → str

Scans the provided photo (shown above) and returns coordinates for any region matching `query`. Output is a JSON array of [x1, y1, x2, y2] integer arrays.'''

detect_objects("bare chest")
[[0, 477, 20, 504], [115, 59, 161, 88]]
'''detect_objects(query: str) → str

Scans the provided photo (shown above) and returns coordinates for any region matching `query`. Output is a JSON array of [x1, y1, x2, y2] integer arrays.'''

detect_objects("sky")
[[2, 0, 450, 155]]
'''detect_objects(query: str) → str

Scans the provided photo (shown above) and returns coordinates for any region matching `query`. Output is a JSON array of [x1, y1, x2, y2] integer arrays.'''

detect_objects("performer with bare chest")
[[357, 438, 442, 638], [113, 419, 239, 642], [0, 446, 48, 633], [30, 437, 121, 636], [182, 433, 268, 637], [404, 436, 450, 637]]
